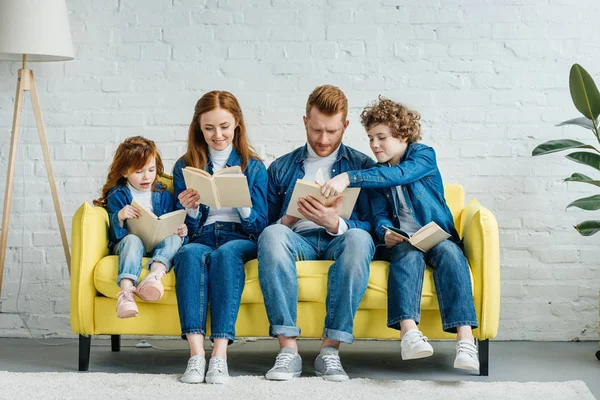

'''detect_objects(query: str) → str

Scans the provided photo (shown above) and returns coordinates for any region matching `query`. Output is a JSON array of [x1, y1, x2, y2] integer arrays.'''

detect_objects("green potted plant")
[[531, 63, 600, 361]]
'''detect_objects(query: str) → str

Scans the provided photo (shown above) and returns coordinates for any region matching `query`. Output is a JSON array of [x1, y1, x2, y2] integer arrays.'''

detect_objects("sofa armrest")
[[70, 202, 110, 335], [461, 199, 500, 340]]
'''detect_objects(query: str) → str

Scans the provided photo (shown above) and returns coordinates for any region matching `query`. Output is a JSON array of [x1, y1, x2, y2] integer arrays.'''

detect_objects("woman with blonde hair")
[[173, 91, 268, 384]]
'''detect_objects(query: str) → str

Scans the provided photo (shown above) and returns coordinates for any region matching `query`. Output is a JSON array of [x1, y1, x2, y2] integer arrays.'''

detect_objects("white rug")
[[0, 372, 594, 400]]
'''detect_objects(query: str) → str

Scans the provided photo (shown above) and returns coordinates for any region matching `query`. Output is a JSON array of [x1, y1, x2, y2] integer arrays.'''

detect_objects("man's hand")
[[118, 205, 141, 225], [321, 172, 350, 198], [176, 223, 188, 238], [297, 196, 343, 233], [281, 214, 301, 228], [384, 230, 406, 248], [178, 189, 200, 209]]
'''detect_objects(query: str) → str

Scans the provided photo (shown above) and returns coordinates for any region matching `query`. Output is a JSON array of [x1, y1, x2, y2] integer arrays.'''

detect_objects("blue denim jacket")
[[172, 148, 268, 242], [267, 143, 376, 232], [346, 142, 460, 244], [105, 183, 175, 250]]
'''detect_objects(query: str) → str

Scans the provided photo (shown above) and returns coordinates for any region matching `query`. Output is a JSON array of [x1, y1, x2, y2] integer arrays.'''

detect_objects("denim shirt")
[[346, 142, 460, 244], [105, 183, 175, 250], [267, 143, 376, 232], [172, 148, 268, 242]]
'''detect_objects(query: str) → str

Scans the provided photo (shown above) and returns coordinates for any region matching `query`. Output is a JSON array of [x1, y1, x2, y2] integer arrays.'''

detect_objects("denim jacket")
[[346, 142, 460, 244], [267, 143, 376, 232], [172, 148, 268, 242], [105, 183, 175, 250]]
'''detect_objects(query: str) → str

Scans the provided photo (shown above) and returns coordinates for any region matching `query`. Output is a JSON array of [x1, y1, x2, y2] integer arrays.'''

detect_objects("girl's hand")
[[385, 230, 406, 248], [118, 205, 141, 223], [321, 173, 350, 198], [176, 224, 188, 238], [179, 189, 200, 209]]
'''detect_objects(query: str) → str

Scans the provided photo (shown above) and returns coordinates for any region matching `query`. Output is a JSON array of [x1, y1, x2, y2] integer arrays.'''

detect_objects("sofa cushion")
[[94, 256, 473, 311]]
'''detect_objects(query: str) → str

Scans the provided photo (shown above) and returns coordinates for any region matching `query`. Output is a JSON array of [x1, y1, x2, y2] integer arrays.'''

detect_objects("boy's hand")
[[321, 173, 350, 198], [118, 205, 141, 223], [179, 189, 200, 209], [384, 230, 406, 248], [176, 224, 188, 238]]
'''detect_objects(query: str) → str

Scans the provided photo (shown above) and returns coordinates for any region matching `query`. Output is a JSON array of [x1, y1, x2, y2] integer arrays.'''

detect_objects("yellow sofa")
[[70, 179, 499, 375]]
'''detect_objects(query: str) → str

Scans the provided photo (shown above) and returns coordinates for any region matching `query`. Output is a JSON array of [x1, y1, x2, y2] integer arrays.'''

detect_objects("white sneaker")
[[205, 356, 229, 384], [401, 329, 434, 360], [180, 355, 206, 384], [454, 339, 479, 370]]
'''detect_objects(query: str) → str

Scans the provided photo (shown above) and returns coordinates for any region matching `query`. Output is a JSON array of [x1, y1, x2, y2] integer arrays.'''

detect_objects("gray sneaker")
[[180, 355, 206, 384], [265, 347, 302, 381], [314, 346, 349, 381], [206, 356, 229, 384]]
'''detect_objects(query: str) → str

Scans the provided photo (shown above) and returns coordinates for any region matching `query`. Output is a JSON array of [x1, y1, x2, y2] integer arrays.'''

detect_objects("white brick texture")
[[0, 0, 598, 340]]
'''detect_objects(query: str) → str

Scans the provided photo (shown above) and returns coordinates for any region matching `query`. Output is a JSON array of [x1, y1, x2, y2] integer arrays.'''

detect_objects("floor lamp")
[[0, 0, 74, 299]]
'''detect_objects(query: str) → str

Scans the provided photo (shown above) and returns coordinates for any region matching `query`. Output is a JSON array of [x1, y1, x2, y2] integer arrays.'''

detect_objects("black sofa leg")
[[79, 335, 91, 371], [478, 339, 489, 376], [111, 335, 121, 352]]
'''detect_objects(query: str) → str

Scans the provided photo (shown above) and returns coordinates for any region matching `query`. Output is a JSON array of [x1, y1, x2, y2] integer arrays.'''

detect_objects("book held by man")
[[285, 179, 361, 220], [182, 166, 252, 209], [127, 200, 186, 253], [385, 221, 451, 252]]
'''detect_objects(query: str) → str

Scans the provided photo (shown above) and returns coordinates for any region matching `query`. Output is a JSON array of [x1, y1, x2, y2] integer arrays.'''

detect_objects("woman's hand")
[[321, 173, 350, 198], [385, 230, 406, 248], [176, 224, 188, 238], [178, 189, 200, 209], [118, 205, 141, 224]]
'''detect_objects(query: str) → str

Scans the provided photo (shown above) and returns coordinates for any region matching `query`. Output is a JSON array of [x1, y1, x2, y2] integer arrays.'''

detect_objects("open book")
[[127, 200, 186, 253], [182, 166, 252, 209], [385, 221, 451, 252], [285, 179, 361, 220]]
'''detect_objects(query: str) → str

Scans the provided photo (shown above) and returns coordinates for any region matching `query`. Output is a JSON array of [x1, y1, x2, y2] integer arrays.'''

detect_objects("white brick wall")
[[0, 0, 598, 340]]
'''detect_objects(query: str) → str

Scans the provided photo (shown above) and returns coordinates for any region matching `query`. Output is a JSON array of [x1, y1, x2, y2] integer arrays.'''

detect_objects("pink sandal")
[[135, 271, 166, 302]]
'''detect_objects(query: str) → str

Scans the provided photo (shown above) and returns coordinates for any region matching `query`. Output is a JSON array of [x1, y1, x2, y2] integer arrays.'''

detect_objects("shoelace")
[[321, 354, 343, 372], [404, 331, 429, 348], [187, 356, 205, 371], [457, 340, 478, 358], [273, 352, 296, 369], [209, 357, 227, 373], [117, 288, 136, 302]]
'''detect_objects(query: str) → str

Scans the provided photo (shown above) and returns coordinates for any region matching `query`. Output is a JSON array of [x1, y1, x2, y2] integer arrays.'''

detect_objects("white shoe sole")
[[401, 346, 434, 360], [454, 360, 480, 371], [206, 375, 229, 384], [265, 371, 301, 381], [315, 372, 349, 382], [180, 375, 204, 384]]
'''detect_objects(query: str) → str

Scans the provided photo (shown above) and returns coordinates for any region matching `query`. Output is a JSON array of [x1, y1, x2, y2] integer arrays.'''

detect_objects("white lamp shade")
[[0, 0, 74, 62]]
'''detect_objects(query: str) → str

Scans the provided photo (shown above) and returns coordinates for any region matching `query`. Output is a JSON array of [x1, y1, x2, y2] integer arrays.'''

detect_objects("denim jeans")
[[377, 239, 478, 333], [174, 222, 257, 343], [114, 234, 183, 286], [257, 224, 374, 344]]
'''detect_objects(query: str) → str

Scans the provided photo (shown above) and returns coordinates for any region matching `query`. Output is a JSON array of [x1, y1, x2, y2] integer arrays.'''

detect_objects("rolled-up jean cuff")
[[180, 329, 206, 340], [116, 273, 140, 286], [147, 255, 172, 271], [210, 333, 235, 344], [270, 324, 301, 338], [322, 328, 354, 344], [442, 320, 479, 333]]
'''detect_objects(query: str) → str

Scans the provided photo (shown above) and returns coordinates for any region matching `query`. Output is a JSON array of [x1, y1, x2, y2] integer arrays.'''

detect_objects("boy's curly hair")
[[360, 96, 422, 143]]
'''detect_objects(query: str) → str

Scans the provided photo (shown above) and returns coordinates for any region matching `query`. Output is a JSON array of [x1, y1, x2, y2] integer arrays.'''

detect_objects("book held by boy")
[[127, 200, 186, 253], [385, 221, 451, 252], [285, 179, 361, 220], [182, 166, 252, 209]]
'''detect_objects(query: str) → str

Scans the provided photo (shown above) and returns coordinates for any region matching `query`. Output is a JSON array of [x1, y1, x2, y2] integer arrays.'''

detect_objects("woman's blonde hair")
[[360, 96, 422, 143]]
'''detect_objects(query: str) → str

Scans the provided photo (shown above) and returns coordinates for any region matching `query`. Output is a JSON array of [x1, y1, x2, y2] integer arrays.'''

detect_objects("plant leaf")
[[569, 64, 600, 121], [556, 117, 595, 130], [532, 140, 600, 156], [564, 173, 600, 187], [565, 151, 600, 171], [566, 194, 600, 210], [575, 220, 600, 236]]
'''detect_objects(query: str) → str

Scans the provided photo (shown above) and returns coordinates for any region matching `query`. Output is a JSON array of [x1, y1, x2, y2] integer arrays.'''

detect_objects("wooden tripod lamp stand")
[[0, 0, 74, 299]]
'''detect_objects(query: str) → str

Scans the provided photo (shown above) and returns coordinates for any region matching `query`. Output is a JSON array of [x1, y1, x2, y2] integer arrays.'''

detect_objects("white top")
[[289, 144, 348, 236], [127, 182, 153, 213]]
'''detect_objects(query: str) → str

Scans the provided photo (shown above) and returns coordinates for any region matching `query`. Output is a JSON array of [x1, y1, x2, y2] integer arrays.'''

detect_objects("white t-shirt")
[[127, 182, 153, 213]]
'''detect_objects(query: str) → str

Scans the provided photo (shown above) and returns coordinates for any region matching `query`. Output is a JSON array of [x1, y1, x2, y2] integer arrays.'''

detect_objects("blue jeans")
[[174, 222, 257, 343], [377, 240, 478, 333], [257, 225, 374, 344], [114, 234, 182, 285]]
